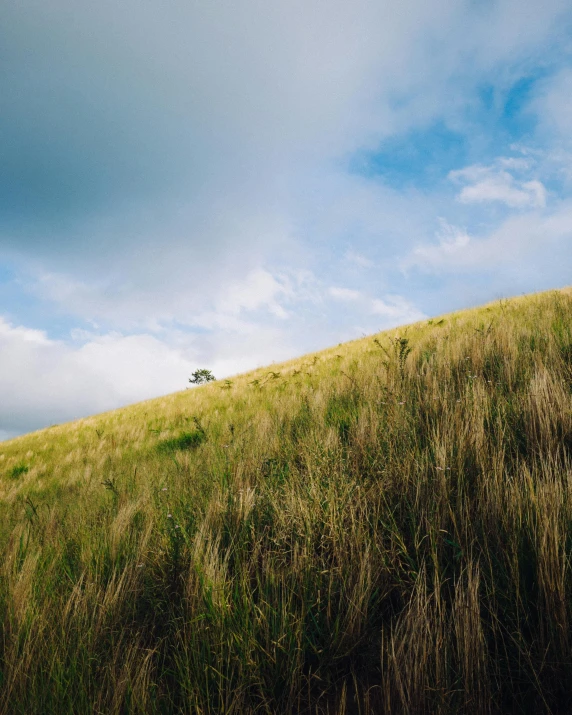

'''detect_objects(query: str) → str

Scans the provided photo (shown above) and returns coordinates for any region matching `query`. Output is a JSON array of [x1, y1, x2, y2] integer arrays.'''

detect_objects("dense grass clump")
[[7, 464, 28, 479], [0, 288, 572, 714], [157, 429, 206, 453]]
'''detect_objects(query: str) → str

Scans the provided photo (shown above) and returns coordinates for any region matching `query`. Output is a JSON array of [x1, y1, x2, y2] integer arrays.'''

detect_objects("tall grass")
[[0, 288, 571, 713]]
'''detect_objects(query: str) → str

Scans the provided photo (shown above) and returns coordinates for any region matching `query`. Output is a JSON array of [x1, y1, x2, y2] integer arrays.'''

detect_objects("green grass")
[[156, 429, 207, 453], [7, 464, 28, 480], [0, 287, 571, 713]]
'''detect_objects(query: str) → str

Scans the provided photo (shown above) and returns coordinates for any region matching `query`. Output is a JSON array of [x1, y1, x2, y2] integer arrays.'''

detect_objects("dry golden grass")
[[0, 286, 571, 713]]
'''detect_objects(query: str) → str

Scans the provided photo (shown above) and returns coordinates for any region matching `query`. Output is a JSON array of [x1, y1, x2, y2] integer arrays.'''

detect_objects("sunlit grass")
[[0, 287, 571, 713]]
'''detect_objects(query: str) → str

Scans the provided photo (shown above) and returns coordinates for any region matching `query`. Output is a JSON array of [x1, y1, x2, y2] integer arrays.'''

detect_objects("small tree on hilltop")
[[189, 368, 216, 385]]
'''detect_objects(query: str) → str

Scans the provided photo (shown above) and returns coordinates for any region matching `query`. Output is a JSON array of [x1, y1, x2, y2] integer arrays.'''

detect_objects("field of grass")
[[1, 287, 572, 714]]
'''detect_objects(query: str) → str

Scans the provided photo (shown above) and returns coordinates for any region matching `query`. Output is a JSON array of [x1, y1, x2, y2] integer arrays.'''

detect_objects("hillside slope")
[[1, 288, 572, 714]]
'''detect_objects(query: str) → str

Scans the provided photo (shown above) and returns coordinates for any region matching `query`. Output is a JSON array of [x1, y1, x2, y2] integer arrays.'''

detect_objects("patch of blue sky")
[[170, 320, 212, 335], [503, 76, 539, 124], [348, 69, 558, 192], [0, 260, 16, 283], [348, 120, 469, 191], [472, 74, 541, 147], [0, 263, 91, 340], [0, 262, 27, 319]]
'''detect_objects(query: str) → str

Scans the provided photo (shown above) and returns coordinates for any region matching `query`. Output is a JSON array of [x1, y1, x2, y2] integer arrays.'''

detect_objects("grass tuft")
[[8, 464, 28, 479], [157, 430, 206, 453]]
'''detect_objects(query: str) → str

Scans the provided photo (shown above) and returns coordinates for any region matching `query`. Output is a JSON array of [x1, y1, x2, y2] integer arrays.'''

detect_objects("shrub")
[[189, 369, 216, 385]]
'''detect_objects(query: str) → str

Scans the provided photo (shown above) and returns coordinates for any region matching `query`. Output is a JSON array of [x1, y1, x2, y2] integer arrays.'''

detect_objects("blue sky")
[[1, 0, 572, 439]]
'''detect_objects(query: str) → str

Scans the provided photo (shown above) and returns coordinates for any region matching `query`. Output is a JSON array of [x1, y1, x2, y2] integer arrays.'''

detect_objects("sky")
[[1, 0, 572, 440]]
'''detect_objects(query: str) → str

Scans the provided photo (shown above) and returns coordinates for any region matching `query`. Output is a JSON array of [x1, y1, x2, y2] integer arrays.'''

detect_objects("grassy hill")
[[1, 288, 572, 714]]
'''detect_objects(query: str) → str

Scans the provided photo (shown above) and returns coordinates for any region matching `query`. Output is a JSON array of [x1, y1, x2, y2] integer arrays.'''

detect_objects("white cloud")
[[497, 157, 532, 171], [216, 268, 290, 318], [328, 287, 362, 301], [344, 250, 375, 268], [370, 296, 426, 323], [403, 202, 572, 274], [0, 317, 51, 345], [75, 334, 194, 402], [402, 220, 470, 271], [326, 286, 426, 327], [0, 319, 199, 436], [532, 66, 572, 139], [449, 162, 547, 208]]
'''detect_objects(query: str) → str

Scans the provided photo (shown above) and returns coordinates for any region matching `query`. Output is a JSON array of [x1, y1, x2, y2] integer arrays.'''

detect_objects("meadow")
[[0, 287, 571, 714]]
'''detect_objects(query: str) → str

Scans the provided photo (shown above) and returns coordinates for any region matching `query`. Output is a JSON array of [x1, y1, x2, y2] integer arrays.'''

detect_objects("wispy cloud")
[[344, 250, 375, 269], [216, 269, 291, 319], [328, 287, 362, 301], [327, 287, 425, 324], [531, 66, 572, 138], [404, 203, 572, 277], [449, 161, 547, 208], [402, 219, 471, 272], [370, 296, 426, 323]]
